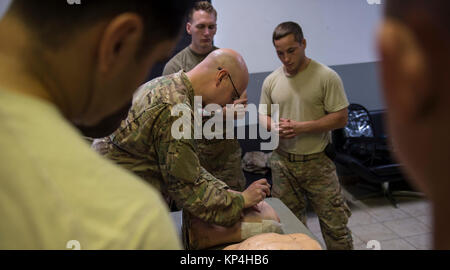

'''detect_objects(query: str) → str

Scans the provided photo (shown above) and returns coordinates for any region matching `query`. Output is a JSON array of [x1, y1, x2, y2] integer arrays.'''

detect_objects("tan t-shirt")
[[162, 46, 218, 75], [0, 89, 181, 249], [259, 60, 349, 155]]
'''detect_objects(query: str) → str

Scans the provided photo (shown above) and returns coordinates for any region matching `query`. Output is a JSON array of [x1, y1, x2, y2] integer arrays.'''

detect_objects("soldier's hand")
[[242, 179, 271, 208], [223, 96, 248, 120], [278, 118, 297, 139], [250, 201, 263, 212]]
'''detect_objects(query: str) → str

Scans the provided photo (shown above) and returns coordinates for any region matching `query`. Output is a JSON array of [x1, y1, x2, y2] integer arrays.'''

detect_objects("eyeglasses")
[[218, 67, 240, 101]]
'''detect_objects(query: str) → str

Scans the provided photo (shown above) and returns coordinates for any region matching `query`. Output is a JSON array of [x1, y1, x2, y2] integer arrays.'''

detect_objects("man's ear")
[[215, 68, 228, 87], [378, 19, 430, 121], [186, 21, 192, 35], [97, 13, 144, 74]]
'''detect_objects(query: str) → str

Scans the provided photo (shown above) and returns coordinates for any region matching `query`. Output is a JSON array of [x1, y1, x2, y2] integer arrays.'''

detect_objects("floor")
[[306, 185, 433, 250]]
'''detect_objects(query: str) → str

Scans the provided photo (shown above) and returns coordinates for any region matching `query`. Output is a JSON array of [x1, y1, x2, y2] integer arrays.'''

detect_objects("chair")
[[332, 104, 423, 207]]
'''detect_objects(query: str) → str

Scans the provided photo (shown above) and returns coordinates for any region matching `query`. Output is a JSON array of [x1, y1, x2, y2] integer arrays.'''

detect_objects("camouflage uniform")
[[260, 59, 352, 250], [163, 46, 246, 192], [270, 151, 353, 250], [196, 137, 244, 191], [92, 71, 244, 228]]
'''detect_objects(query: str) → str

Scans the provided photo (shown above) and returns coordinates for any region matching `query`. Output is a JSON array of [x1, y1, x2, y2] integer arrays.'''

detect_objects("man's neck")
[[0, 57, 46, 100], [0, 17, 71, 118], [432, 198, 450, 249], [422, 156, 450, 249], [185, 69, 199, 95], [185, 67, 208, 100], [189, 43, 214, 56]]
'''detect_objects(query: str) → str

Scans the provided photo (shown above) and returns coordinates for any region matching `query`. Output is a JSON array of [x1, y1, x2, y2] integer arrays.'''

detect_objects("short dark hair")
[[384, 0, 450, 68], [272, 21, 304, 45], [9, 0, 196, 53], [188, 1, 217, 22], [386, 0, 448, 23]]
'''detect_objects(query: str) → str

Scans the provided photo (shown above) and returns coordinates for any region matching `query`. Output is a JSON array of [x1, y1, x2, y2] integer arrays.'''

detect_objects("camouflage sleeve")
[[199, 166, 229, 190], [154, 105, 244, 227]]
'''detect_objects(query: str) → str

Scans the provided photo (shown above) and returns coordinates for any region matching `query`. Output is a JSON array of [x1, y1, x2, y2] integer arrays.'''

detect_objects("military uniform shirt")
[[93, 71, 245, 227], [0, 89, 181, 249], [162, 46, 219, 76], [259, 60, 349, 155], [162, 45, 246, 192]]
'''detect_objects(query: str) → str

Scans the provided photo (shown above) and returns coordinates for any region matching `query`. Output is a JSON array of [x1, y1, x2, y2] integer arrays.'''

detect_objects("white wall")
[[213, 0, 383, 73], [0, 0, 11, 19]]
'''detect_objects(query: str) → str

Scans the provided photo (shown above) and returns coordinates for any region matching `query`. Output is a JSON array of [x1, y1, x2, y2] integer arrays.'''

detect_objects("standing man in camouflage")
[[259, 22, 353, 250], [163, 1, 246, 192], [93, 49, 270, 229]]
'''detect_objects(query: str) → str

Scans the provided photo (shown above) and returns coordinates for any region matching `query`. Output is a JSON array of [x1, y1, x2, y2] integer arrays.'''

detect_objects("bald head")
[[188, 48, 249, 106], [202, 49, 247, 71], [200, 48, 248, 91]]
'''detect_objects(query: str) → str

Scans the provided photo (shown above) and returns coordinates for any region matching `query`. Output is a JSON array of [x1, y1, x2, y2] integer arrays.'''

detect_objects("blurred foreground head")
[[1, 0, 195, 136], [378, 0, 450, 248]]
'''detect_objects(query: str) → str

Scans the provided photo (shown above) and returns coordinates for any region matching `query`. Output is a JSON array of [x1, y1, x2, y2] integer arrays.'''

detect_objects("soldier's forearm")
[[161, 123, 245, 227], [168, 174, 244, 227], [200, 167, 229, 190], [259, 114, 273, 131], [191, 193, 245, 227]]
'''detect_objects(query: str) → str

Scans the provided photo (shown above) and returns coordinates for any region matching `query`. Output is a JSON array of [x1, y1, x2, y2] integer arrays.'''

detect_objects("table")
[[265, 197, 324, 248], [170, 197, 325, 249]]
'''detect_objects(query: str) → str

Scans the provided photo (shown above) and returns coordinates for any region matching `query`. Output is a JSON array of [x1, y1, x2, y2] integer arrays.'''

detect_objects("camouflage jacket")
[[93, 71, 244, 227]]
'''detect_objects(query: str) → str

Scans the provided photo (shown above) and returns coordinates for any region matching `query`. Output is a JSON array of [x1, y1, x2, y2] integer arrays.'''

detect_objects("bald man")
[[163, 2, 246, 193], [92, 49, 271, 234]]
